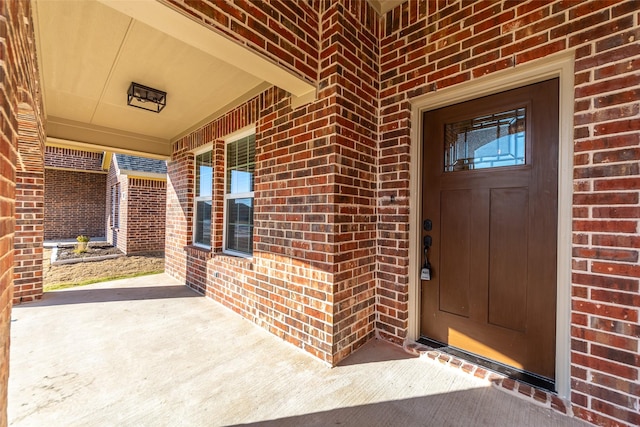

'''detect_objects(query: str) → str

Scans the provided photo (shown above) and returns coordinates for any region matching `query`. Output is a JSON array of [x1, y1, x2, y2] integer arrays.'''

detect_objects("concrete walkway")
[[8, 274, 588, 427]]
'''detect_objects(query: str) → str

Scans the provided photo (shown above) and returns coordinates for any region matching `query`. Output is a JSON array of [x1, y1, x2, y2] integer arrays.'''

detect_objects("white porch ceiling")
[[33, 0, 314, 158]]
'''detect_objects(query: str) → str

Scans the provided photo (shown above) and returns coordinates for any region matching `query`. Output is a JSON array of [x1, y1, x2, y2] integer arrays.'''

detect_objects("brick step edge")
[[404, 341, 573, 419]]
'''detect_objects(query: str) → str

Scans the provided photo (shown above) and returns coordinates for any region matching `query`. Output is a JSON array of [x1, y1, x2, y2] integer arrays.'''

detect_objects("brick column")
[[14, 108, 45, 303], [126, 178, 166, 253], [318, 2, 380, 362], [0, 69, 17, 427], [165, 150, 195, 282], [1, 0, 46, 423], [211, 139, 225, 251], [105, 159, 127, 253]]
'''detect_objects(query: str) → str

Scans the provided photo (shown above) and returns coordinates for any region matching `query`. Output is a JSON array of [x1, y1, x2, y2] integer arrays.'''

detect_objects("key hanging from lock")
[[420, 259, 431, 281], [421, 235, 432, 281]]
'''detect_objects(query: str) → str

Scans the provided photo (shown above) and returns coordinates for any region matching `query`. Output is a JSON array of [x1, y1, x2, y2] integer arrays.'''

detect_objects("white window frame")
[[223, 126, 255, 258], [192, 145, 213, 249], [111, 183, 119, 229]]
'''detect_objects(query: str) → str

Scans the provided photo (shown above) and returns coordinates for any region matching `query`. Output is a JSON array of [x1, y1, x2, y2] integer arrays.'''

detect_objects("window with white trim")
[[110, 183, 119, 228], [193, 150, 213, 248], [224, 133, 255, 256]]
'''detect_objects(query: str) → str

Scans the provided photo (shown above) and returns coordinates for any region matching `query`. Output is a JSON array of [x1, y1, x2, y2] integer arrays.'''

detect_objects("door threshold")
[[417, 337, 555, 392]]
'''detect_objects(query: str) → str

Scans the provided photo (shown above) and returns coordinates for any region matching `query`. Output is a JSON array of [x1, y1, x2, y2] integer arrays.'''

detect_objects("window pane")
[[444, 108, 526, 172], [111, 184, 119, 228], [196, 151, 213, 197], [226, 198, 253, 255], [194, 200, 212, 246], [226, 135, 255, 194]]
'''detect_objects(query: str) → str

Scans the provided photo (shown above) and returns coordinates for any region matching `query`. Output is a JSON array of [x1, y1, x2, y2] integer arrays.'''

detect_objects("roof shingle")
[[115, 154, 166, 174]]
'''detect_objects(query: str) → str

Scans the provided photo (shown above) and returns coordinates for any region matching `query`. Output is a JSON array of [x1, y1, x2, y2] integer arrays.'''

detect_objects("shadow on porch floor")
[[9, 273, 588, 426]]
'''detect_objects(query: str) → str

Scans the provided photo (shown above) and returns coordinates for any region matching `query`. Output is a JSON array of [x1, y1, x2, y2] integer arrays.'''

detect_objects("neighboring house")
[[2, 2, 639, 427], [106, 154, 167, 254], [43, 148, 167, 255], [44, 146, 108, 240]]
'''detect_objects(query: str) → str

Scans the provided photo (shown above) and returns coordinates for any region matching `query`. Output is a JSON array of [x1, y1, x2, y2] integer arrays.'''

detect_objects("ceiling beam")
[[102, 151, 113, 171], [366, 0, 407, 16], [47, 117, 171, 159], [170, 81, 272, 144], [98, 0, 316, 99], [47, 137, 169, 161]]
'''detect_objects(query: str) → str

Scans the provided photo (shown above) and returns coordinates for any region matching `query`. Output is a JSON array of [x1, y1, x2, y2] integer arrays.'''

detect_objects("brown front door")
[[421, 79, 559, 381]]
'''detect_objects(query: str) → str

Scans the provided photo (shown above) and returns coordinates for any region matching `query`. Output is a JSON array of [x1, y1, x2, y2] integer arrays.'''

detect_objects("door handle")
[[424, 235, 432, 249]]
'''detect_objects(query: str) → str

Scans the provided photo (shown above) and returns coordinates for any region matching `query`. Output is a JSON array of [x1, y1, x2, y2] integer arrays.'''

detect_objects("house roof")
[[114, 153, 167, 175]]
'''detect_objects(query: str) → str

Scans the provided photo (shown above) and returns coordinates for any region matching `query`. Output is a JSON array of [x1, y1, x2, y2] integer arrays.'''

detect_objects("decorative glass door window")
[[444, 107, 526, 172]]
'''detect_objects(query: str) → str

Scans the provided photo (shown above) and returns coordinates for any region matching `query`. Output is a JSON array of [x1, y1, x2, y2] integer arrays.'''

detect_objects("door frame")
[[408, 51, 574, 398]]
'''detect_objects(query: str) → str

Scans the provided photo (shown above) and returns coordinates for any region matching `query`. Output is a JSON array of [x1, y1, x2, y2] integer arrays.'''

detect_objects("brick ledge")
[[211, 252, 254, 269], [184, 245, 213, 259], [404, 341, 573, 418]]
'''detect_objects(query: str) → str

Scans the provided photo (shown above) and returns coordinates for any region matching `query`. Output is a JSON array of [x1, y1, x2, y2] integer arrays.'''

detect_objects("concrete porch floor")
[[8, 274, 588, 426]]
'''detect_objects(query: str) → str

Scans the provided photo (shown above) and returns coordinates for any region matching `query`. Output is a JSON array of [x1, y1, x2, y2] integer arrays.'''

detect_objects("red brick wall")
[[44, 147, 104, 172], [167, 88, 343, 362], [106, 162, 128, 253], [44, 169, 107, 240], [319, 1, 379, 361], [377, 1, 640, 426], [211, 139, 225, 251], [0, 136, 13, 426], [107, 173, 166, 255], [163, 0, 639, 425], [165, 149, 193, 282], [125, 178, 166, 253], [0, 161, 13, 427], [0, 19, 17, 427], [1, 0, 45, 423], [165, 1, 382, 365], [44, 147, 107, 240], [253, 88, 337, 362], [14, 107, 44, 304]]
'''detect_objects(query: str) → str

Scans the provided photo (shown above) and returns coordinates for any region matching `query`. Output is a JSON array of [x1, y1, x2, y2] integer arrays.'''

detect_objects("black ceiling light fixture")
[[127, 82, 166, 113]]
